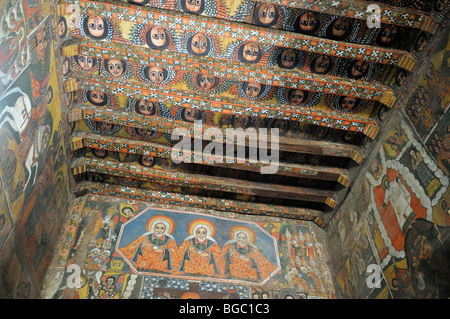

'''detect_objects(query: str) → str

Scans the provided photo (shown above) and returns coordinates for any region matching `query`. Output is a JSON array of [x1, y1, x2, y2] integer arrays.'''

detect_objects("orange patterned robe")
[[219, 242, 278, 281], [177, 238, 221, 277], [119, 234, 178, 272]]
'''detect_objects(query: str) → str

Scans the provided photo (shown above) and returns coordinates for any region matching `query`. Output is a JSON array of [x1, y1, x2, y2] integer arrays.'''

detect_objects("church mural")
[[45, 268, 143, 299], [0, 0, 29, 95], [0, 181, 14, 254], [40, 195, 335, 298], [0, 6, 71, 298], [404, 26, 450, 140], [116, 208, 280, 284], [55, 0, 412, 137], [72, 0, 429, 56], [0, 0, 448, 301], [426, 107, 450, 176], [331, 115, 450, 299], [0, 231, 37, 298]]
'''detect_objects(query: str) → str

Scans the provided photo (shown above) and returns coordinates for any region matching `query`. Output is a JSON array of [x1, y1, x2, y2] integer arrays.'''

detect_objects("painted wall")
[[328, 112, 450, 299], [0, 0, 71, 298], [40, 195, 336, 299], [327, 15, 450, 299]]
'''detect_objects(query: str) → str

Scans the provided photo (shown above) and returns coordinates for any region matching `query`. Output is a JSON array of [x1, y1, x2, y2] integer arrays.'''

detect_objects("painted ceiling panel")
[[57, 0, 449, 225]]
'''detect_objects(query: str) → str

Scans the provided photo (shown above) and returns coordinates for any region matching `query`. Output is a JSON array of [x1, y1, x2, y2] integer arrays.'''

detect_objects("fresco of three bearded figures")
[[87, 206, 280, 285]]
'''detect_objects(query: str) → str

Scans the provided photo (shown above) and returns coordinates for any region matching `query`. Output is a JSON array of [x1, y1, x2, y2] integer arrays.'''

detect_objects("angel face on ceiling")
[[143, 66, 166, 84], [181, 0, 205, 14], [188, 33, 210, 56], [138, 155, 156, 168], [181, 107, 205, 122], [132, 99, 160, 116], [348, 60, 370, 80], [339, 96, 359, 111], [325, 17, 352, 41], [145, 26, 170, 51], [253, 3, 279, 27], [238, 42, 263, 64], [376, 25, 401, 47], [101, 59, 130, 79], [72, 55, 98, 72], [242, 82, 266, 99], [310, 55, 333, 75], [287, 89, 308, 106], [277, 48, 299, 69], [82, 15, 110, 40], [294, 11, 320, 35], [83, 90, 110, 107], [57, 16, 68, 39]]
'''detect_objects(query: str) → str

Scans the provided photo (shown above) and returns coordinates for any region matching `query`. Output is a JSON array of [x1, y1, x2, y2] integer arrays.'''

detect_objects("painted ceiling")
[[58, 0, 450, 229]]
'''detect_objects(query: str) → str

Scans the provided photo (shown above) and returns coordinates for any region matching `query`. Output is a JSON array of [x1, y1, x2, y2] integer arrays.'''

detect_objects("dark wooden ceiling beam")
[[71, 157, 338, 209], [68, 106, 366, 164], [70, 131, 351, 186]]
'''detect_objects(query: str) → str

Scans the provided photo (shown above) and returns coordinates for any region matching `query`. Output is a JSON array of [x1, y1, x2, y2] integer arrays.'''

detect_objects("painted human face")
[[280, 49, 297, 68], [245, 82, 261, 98], [378, 25, 398, 45], [87, 16, 105, 38], [122, 208, 133, 217], [147, 66, 165, 84], [289, 89, 306, 105], [150, 26, 166, 47], [331, 17, 351, 38], [45, 88, 53, 105], [57, 19, 66, 37], [107, 59, 125, 77], [396, 70, 406, 86], [199, 75, 215, 90], [190, 33, 208, 55], [298, 12, 318, 32], [137, 128, 155, 138], [185, 0, 203, 13], [350, 60, 369, 78], [154, 223, 166, 237], [141, 155, 154, 167], [196, 227, 207, 240], [341, 97, 356, 110], [137, 100, 156, 115], [184, 107, 200, 122], [416, 35, 427, 52], [98, 122, 113, 131], [258, 4, 276, 25], [89, 91, 105, 104], [62, 58, 70, 75], [313, 55, 331, 74], [106, 277, 115, 287], [237, 232, 248, 247], [78, 55, 94, 70], [242, 43, 260, 62]]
